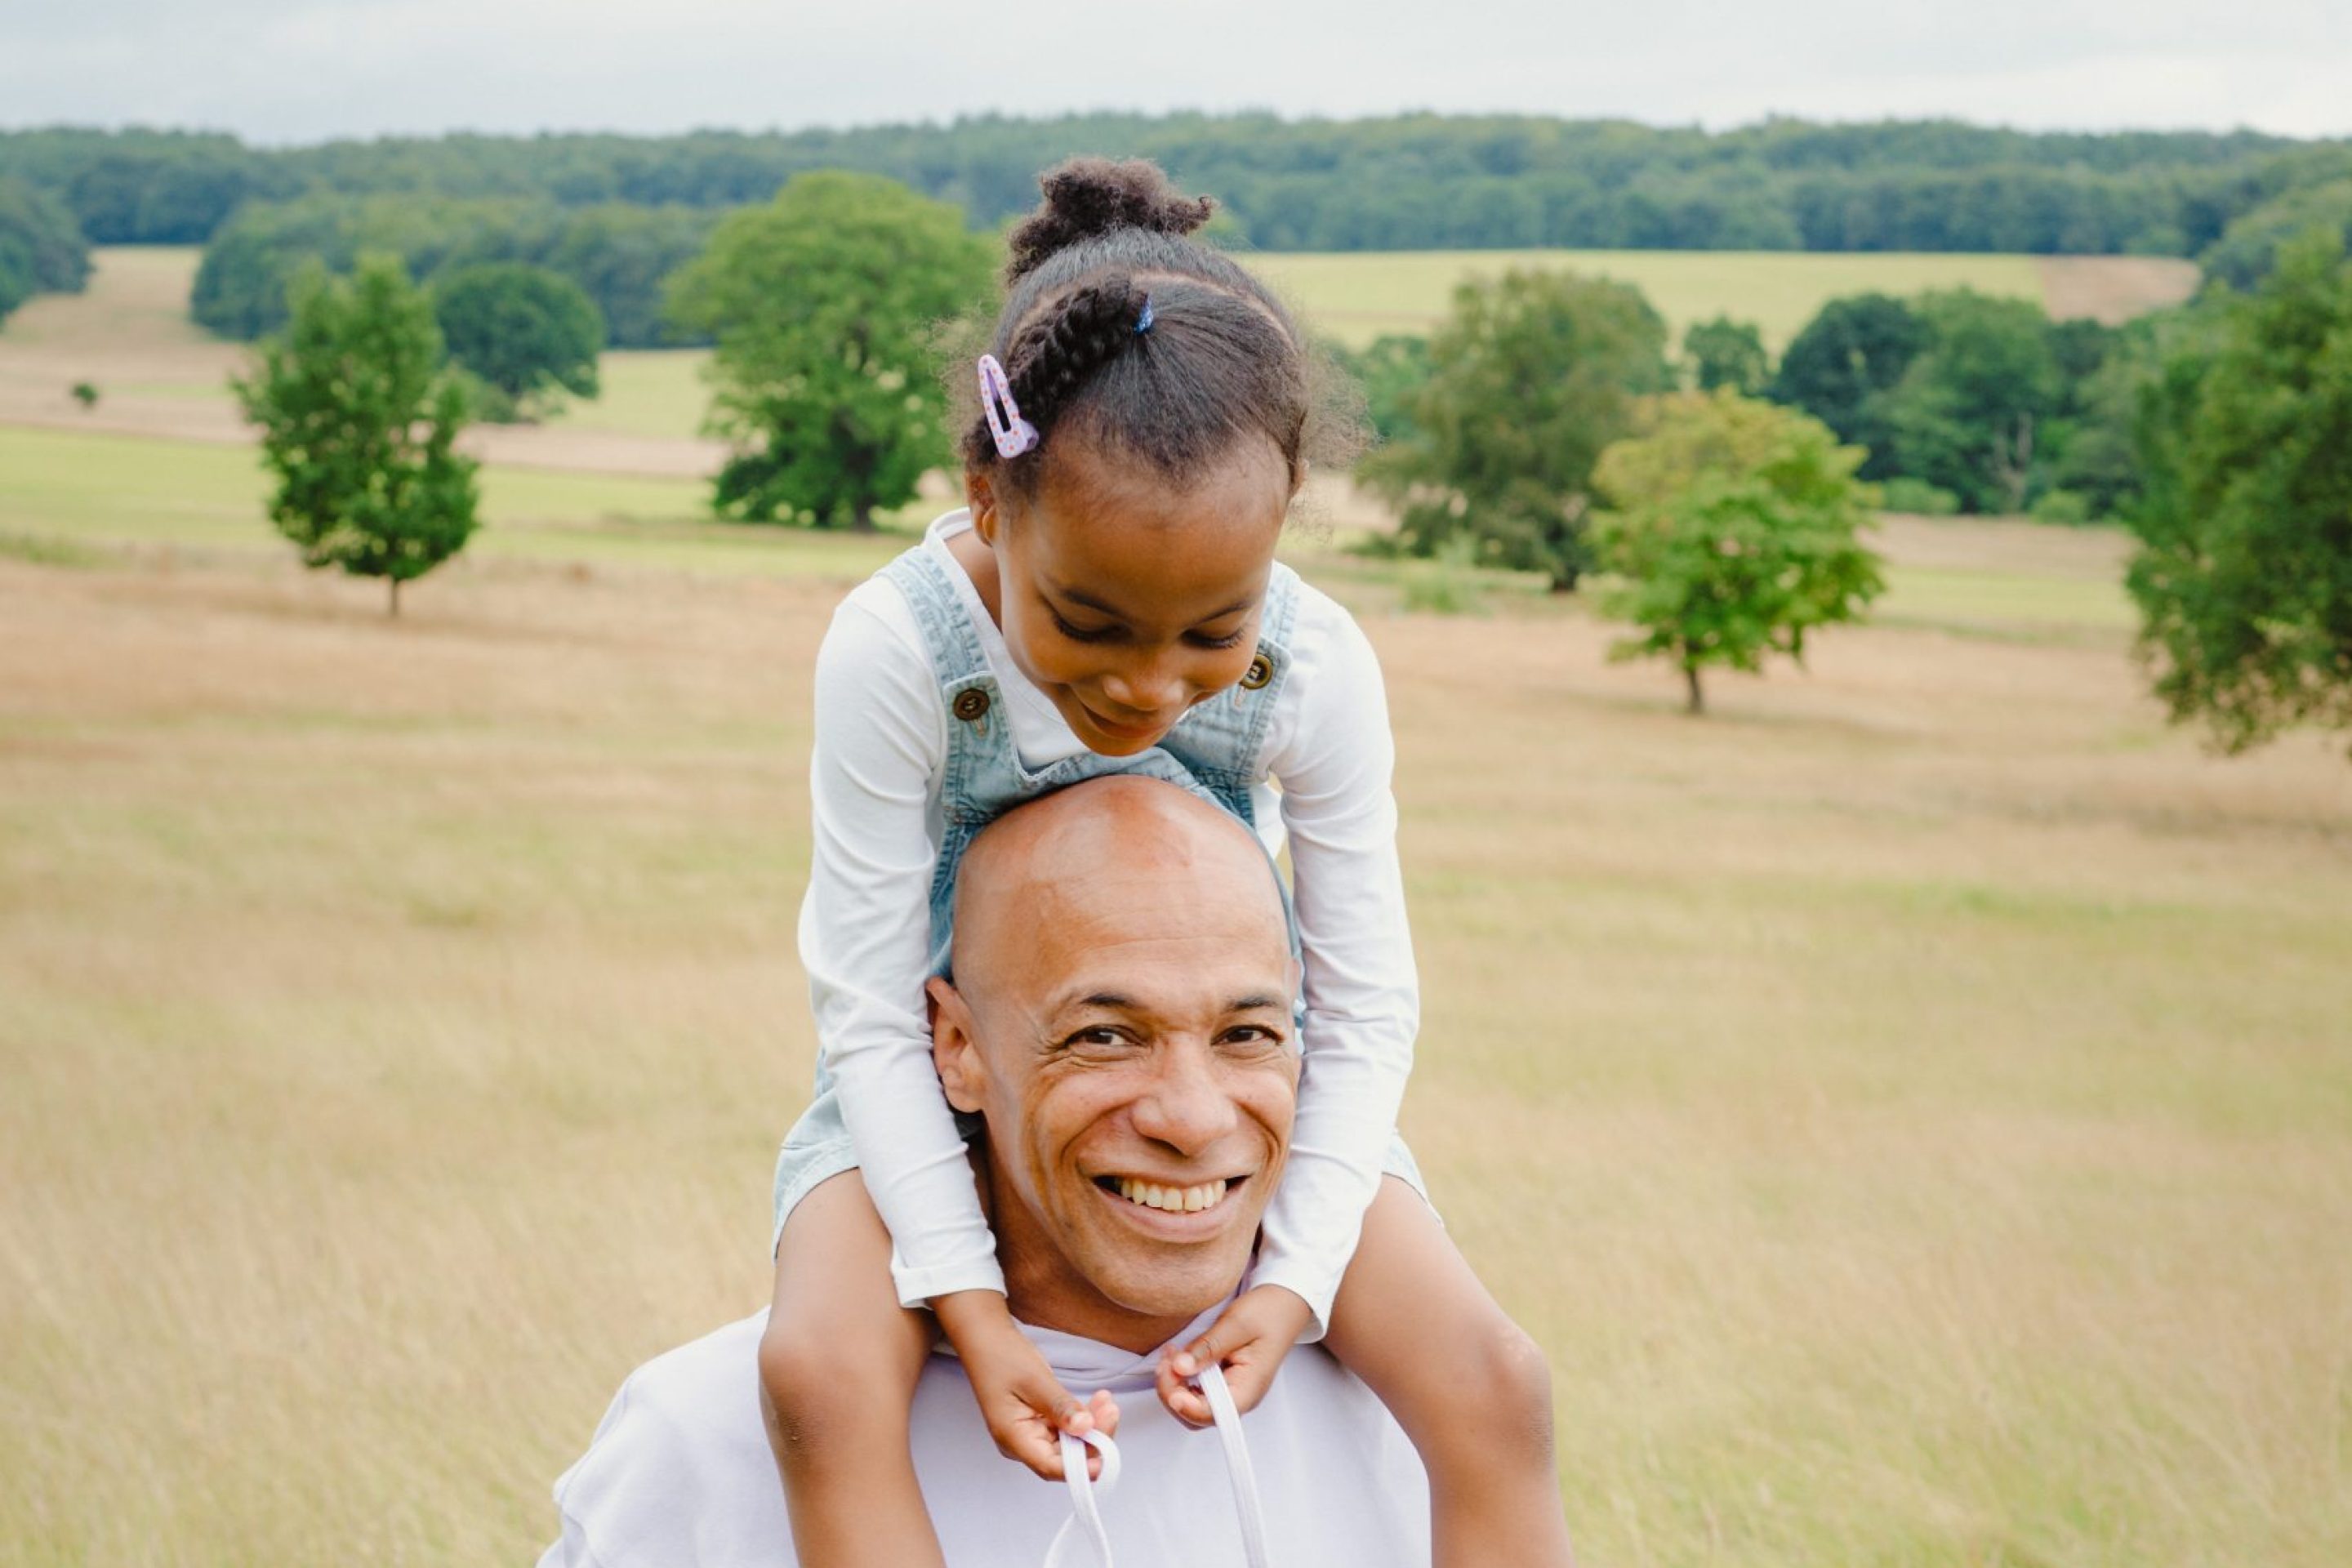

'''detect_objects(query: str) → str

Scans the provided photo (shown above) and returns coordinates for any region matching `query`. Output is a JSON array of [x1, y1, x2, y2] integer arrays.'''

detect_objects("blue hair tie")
[[1135, 296, 1155, 335]]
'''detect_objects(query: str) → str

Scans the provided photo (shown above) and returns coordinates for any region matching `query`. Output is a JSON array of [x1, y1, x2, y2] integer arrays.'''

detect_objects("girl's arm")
[[800, 592, 1005, 1305], [1247, 595, 1419, 1338], [803, 593, 1101, 1477]]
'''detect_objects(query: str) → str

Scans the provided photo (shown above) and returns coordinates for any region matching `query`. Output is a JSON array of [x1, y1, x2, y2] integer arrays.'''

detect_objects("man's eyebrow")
[[1049, 990, 1289, 1015], [1062, 991, 1135, 1013], [1051, 583, 1257, 624]]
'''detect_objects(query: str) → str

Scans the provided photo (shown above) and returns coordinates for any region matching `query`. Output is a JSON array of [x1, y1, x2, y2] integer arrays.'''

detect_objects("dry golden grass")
[[2, 515, 2348, 1566]]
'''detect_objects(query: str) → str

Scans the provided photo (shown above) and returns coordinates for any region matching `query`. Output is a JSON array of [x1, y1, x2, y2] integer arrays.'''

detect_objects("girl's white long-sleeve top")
[[799, 511, 1417, 1334]]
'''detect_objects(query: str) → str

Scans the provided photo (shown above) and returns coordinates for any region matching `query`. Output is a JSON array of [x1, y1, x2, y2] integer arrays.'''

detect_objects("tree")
[[1361, 269, 1671, 590], [1682, 314, 1768, 394], [1590, 390, 1885, 714], [1766, 293, 1927, 479], [233, 255, 479, 617], [1336, 332, 1434, 448], [433, 261, 604, 420], [0, 176, 90, 326], [1878, 290, 2063, 514], [191, 194, 715, 347], [2199, 178, 2352, 291], [2126, 231, 2352, 755], [2048, 320, 2165, 520], [666, 172, 995, 531]]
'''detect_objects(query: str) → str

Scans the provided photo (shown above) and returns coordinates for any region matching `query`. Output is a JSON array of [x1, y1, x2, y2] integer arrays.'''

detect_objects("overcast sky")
[[5, 0, 2349, 145]]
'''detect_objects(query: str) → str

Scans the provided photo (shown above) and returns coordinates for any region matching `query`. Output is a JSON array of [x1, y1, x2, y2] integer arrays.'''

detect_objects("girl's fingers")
[[1176, 1335, 1232, 1382], [1177, 1321, 1239, 1379], [999, 1421, 1066, 1481], [1019, 1374, 1090, 1433], [1153, 1352, 1214, 1428], [1089, 1388, 1120, 1437]]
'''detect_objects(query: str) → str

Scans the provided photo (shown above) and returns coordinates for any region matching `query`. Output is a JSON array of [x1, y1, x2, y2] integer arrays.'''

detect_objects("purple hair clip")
[[977, 354, 1039, 460]]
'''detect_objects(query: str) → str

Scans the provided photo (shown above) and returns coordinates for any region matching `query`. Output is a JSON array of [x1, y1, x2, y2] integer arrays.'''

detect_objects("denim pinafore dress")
[[771, 543, 1424, 1243]]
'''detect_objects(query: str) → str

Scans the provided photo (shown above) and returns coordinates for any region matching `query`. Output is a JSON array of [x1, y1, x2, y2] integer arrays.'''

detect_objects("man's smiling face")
[[930, 778, 1300, 1350]]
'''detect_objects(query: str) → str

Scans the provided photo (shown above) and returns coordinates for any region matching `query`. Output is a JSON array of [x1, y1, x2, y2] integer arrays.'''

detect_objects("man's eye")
[[1064, 1027, 1128, 1050], [1219, 1025, 1288, 1053]]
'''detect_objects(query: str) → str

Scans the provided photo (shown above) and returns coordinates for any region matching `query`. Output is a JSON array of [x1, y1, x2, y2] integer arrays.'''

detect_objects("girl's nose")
[[1100, 661, 1182, 715]]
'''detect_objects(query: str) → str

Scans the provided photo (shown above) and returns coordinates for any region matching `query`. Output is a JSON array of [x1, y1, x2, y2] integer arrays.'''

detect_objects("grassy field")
[[3, 410, 2349, 1566], [0, 249, 2202, 451], [1248, 250, 2199, 350], [0, 425, 938, 578]]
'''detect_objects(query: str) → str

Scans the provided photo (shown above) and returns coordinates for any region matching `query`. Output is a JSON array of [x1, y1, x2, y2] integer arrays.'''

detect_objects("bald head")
[[949, 776, 1292, 1004], [928, 776, 1302, 1350]]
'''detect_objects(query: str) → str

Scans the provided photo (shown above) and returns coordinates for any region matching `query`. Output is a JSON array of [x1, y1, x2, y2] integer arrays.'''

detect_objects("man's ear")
[[965, 468, 1000, 547], [928, 975, 986, 1114]]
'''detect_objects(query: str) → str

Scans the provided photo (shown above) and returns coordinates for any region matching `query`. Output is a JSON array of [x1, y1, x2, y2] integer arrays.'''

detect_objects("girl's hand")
[[1155, 1284, 1315, 1428], [935, 1290, 1119, 1481]]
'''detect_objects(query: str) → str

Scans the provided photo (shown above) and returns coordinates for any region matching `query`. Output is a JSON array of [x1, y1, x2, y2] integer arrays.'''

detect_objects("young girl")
[[760, 158, 1574, 1568]]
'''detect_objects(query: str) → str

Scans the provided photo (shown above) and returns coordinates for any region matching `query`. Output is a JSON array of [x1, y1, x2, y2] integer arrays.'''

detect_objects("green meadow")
[[0, 238, 2343, 1568], [0, 248, 2200, 448]]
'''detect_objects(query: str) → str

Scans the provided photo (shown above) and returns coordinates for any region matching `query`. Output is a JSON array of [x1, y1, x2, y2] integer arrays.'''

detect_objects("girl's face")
[[971, 434, 1294, 758]]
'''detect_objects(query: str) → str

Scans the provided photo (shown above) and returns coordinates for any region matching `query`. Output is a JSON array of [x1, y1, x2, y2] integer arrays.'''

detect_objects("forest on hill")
[[5, 114, 2349, 256]]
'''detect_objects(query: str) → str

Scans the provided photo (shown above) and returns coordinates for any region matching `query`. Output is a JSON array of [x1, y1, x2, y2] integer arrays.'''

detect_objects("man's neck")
[[1000, 1253, 1201, 1357]]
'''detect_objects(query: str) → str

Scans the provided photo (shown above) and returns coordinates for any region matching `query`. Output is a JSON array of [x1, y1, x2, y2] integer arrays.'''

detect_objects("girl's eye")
[[1190, 628, 1249, 651], [1050, 610, 1121, 644]]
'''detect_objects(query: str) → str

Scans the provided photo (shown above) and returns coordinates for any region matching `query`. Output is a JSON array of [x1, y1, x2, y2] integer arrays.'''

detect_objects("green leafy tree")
[[1361, 270, 1671, 590], [1682, 314, 1769, 394], [0, 175, 91, 325], [2199, 178, 2352, 291], [1766, 293, 1927, 477], [191, 194, 713, 347], [432, 261, 604, 419], [1336, 332, 1434, 448], [666, 172, 994, 531], [233, 255, 479, 617], [1590, 389, 1885, 714], [2047, 323, 2162, 519], [2127, 231, 2352, 755], [1879, 290, 2063, 514]]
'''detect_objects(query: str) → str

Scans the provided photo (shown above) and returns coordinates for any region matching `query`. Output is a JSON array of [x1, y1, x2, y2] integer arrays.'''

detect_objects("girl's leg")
[[759, 1170, 947, 1568], [1323, 1176, 1576, 1568]]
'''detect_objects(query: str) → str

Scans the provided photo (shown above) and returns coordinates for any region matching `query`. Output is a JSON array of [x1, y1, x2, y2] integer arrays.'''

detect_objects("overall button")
[[951, 688, 991, 723], [1240, 653, 1274, 691]]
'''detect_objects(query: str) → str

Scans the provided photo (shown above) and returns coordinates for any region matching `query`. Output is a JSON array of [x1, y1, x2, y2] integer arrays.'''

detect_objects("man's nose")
[[1128, 1042, 1239, 1155]]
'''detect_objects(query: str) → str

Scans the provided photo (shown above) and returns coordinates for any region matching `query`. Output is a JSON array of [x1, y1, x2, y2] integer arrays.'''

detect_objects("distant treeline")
[[8, 116, 2352, 344], [7, 116, 2352, 256], [191, 196, 715, 347], [0, 175, 91, 321]]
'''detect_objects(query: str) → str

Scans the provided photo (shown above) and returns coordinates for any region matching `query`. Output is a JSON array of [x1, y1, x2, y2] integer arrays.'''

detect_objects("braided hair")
[[960, 158, 1361, 501]]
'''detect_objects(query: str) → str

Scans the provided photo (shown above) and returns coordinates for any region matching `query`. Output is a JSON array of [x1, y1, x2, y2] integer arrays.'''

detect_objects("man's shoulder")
[[541, 1312, 1430, 1568], [540, 1315, 790, 1568]]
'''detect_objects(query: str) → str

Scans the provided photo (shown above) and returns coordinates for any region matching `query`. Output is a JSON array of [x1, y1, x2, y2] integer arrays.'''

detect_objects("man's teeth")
[[1113, 1177, 1229, 1214]]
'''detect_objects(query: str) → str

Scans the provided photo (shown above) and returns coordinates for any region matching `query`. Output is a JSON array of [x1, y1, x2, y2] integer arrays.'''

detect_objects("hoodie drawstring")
[[1042, 1363, 1272, 1568]]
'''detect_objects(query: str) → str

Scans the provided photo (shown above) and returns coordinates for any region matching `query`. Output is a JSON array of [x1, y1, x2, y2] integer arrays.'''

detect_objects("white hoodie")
[[539, 1306, 1431, 1568]]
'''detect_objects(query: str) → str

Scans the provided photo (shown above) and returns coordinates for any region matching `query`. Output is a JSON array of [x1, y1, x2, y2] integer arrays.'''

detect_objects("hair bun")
[[1004, 158, 1216, 283]]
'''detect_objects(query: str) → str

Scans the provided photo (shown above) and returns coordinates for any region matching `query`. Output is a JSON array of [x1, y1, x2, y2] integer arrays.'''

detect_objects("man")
[[539, 777, 1432, 1567]]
